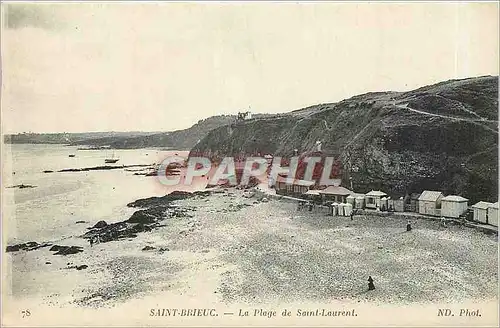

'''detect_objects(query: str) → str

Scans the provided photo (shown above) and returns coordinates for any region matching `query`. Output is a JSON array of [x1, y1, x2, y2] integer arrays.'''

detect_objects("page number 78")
[[21, 310, 31, 318]]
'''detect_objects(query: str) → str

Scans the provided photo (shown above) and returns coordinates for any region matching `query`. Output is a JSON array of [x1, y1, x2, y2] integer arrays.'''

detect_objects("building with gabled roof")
[[487, 202, 498, 227], [418, 190, 444, 216], [275, 175, 314, 197], [365, 190, 388, 209], [472, 201, 493, 224], [319, 186, 354, 203], [441, 195, 468, 218]]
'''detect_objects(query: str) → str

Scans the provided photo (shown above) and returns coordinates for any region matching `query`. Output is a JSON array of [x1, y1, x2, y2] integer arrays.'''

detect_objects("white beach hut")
[[355, 195, 365, 209], [487, 202, 498, 227], [344, 203, 353, 216], [365, 190, 388, 209], [441, 195, 468, 218], [393, 197, 405, 212], [387, 198, 394, 211], [346, 195, 355, 206], [331, 202, 339, 216], [472, 201, 491, 224], [338, 203, 346, 216], [380, 197, 389, 211], [418, 190, 444, 216]]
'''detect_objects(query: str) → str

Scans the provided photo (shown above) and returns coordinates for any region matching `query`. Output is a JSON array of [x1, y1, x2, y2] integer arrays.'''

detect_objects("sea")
[[2, 144, 193, 245]]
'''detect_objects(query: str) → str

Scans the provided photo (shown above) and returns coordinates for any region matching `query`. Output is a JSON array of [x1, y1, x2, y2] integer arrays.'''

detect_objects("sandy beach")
[[4, 187, 498, 309]]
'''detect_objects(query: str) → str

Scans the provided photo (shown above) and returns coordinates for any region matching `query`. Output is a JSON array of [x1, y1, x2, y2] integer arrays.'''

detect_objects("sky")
[[1, 2, 498, 134]]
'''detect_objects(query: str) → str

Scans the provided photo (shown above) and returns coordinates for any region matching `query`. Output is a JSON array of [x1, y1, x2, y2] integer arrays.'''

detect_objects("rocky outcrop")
[[91, 220, 108, 229], [50, 245, 84, 255], [82, 192, 201, 244], [190, 76, 498, 203], [6, 241, 52, 252], [58, 164, 150, 173], [7, 184, 37, 189], [127, 190, 209, 208]]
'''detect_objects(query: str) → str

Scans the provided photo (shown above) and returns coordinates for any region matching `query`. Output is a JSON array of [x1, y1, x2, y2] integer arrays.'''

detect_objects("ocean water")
[[2, 144, 193, 245]]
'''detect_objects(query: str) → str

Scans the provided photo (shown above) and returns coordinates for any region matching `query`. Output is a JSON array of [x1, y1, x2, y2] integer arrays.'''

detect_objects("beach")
[[4, 187, 498, 305], [2, 145, 498, 326]]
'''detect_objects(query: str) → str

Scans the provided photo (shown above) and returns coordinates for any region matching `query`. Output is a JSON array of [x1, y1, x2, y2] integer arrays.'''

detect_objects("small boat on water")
[[69, 154, 76, 158], [105, 151, 119, 164]]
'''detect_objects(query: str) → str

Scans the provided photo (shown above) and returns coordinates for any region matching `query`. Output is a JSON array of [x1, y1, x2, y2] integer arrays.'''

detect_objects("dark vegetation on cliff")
[[190, 76, 499, 204]]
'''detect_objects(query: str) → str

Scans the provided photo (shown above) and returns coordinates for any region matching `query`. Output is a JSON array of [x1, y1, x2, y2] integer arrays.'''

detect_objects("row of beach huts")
[[274, 177, 498, 227]]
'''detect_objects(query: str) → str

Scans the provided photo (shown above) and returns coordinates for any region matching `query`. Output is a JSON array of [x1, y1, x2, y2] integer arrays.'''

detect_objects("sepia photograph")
[[1, 1, 499, 327]]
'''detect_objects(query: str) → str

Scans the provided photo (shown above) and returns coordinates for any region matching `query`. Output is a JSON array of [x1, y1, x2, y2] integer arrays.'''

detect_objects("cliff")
[[190, 76, 499, 203]]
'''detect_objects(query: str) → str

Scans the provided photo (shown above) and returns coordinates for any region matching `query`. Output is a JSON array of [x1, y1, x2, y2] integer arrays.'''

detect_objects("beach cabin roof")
[[305, 190, 321, 196], [488, 202, 499, 209], [472, 201, 493, 209], [366, 190, 387, 197], [319, 186, 353, 196], [442, 195, 468, 202], [418, 190, 443, 202], [346, 195, 355, 199]]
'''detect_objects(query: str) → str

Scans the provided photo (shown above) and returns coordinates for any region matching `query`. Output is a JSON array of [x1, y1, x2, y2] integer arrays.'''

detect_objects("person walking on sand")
[[406, 220, 412, 232], [89, 236, 94, 247], [368, 276, 375, 290]]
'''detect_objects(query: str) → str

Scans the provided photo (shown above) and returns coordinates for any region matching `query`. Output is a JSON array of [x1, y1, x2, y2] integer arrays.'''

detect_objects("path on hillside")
[[395, 103, 498, 134], [434, 94, 490, 121]]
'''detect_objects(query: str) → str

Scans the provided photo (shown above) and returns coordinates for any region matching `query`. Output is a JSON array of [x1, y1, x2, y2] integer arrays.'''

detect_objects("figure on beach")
[[440, 217, 447, 227], [368, 276, 375, 290], [89, 235, 101, 247], [406, 220, 412, 231]]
